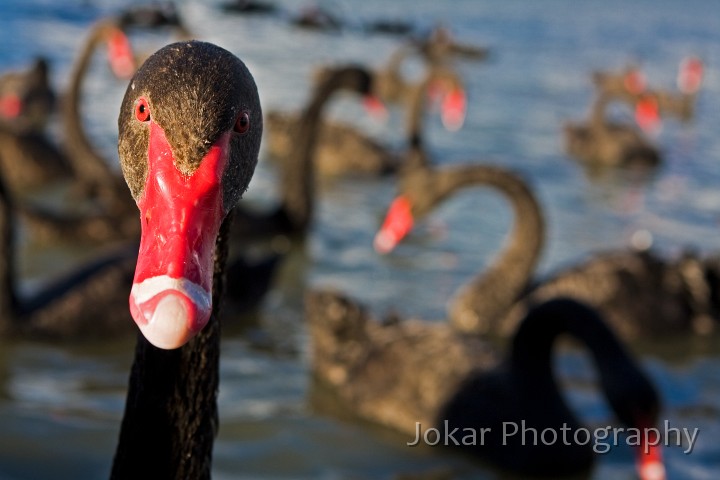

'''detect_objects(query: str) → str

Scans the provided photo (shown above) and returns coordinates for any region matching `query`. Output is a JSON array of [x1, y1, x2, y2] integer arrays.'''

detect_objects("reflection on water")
[[1, 0, 720, 478]]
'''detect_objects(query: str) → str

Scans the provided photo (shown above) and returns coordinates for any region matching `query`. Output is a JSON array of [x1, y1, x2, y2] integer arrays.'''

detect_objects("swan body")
[[307, 291, 663, 478], [563, 92, 661, 168], [0, 155, 136, 340], [497, 248, 720, 340]]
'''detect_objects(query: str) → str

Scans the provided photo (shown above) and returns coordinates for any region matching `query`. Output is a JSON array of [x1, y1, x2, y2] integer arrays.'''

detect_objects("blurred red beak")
[[440, 87, 467, 131], [373, 195, 414, 254], [624, 69, 647, 95], [635, 96, 661, 135], [107, 29, 136, 79], [363, 95, 388, 122], [677, 56, 703, 95], [636, 426, 666, 480], [0, 94, 21, 119], [129, 122, 229, 349]]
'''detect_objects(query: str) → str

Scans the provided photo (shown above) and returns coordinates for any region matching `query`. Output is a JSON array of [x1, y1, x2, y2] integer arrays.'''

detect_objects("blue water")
[[1, 0, 720, 478]]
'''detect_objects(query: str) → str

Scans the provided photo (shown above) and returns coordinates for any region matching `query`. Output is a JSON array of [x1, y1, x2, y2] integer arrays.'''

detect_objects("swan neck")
[[62, 19, 118, 190], [511, 299, 639, 406], [279, 75, 347, 232], [0, 174, 17, 321], [589, 93, 611, 130], [110, 216, 231, 479], [442, 165, 545, 333]]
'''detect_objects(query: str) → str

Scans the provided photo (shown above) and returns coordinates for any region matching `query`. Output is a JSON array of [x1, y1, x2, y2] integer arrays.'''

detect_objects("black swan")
[[373, 143, 545, 335], [110, 41, 262, 478], [0, 57, 55, 134], [375, 147, 716, 341], [0, 150, 137, 340], [563, 91, 661, 169], [266, 64, 466, 177], [307, 292, 664, 479]]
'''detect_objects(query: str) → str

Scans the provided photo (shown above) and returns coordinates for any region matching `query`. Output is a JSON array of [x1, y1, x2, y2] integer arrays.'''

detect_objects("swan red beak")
[[373, 195, 414, 254], [635, 95, 661, 135], [107, 29, 135, 79], [623, 69, 647, 95], [440, 87, 467, 131], [0, 94, 21, 119], [129, 122, 229, 349], [636, 426, 666, 480], [677, 56, 703, 95], [363, 95, 388, 122]]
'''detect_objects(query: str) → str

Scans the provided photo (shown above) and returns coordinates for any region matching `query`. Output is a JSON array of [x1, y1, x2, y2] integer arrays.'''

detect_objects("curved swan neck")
[[62, 19, 123, 192], [280, 67, 369, 232], [110, 215, 231, 479], [440, 165, 545, 333], [510, 299, 656, 424], [589, 92, 612, 131]]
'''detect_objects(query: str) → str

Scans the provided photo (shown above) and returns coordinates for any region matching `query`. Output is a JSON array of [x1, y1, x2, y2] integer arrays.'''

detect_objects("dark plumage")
[[563, 92, 661, 168], [497, 248, 720, 341], [0, 159, 136, 340]]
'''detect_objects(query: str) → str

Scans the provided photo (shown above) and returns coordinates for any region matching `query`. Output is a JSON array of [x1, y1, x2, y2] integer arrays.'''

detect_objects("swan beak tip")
[[373, 230, 396, 254], [638, 460, 666, 480], [130, 289, 211, 350]]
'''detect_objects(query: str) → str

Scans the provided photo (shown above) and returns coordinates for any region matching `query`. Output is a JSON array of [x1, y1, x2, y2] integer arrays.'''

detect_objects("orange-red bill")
[[441, 87, 467, 131], [624, 69, 647, 95], [129, 121, 230, 349], [108, 29, 136, 79], [636, 428, 666, 480], [363, 95, 388, 122], [635, 96, 661, 135], [0, 94, 21, 119], [677, 56, 703, 95], [373, 195, 414, 254]]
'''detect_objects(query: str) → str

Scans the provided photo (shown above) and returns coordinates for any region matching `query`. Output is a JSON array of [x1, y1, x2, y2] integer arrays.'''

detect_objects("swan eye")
[[234, 111, 250, 135], [135, 98, 150, 122]]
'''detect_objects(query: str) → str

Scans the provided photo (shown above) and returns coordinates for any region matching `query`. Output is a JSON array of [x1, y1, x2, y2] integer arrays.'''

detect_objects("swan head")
[[118, 41, 262, 349]]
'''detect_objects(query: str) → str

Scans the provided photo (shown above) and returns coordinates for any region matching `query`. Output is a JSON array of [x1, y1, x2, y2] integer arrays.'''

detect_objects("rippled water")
[[1, 0, 720, 478]]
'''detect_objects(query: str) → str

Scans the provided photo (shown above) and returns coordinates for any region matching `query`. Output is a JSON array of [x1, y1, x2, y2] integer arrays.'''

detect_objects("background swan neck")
[[110, 216, 231, 479], [442, 165, 545, 334], [62, 19, 120, 191], [589, 93, 611, 131], [510, 299, 653, 423], [279, 74, 350, 232]]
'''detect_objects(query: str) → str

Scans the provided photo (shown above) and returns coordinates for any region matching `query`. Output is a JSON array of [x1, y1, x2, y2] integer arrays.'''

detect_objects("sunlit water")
[[1, 0, 720, 478]]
